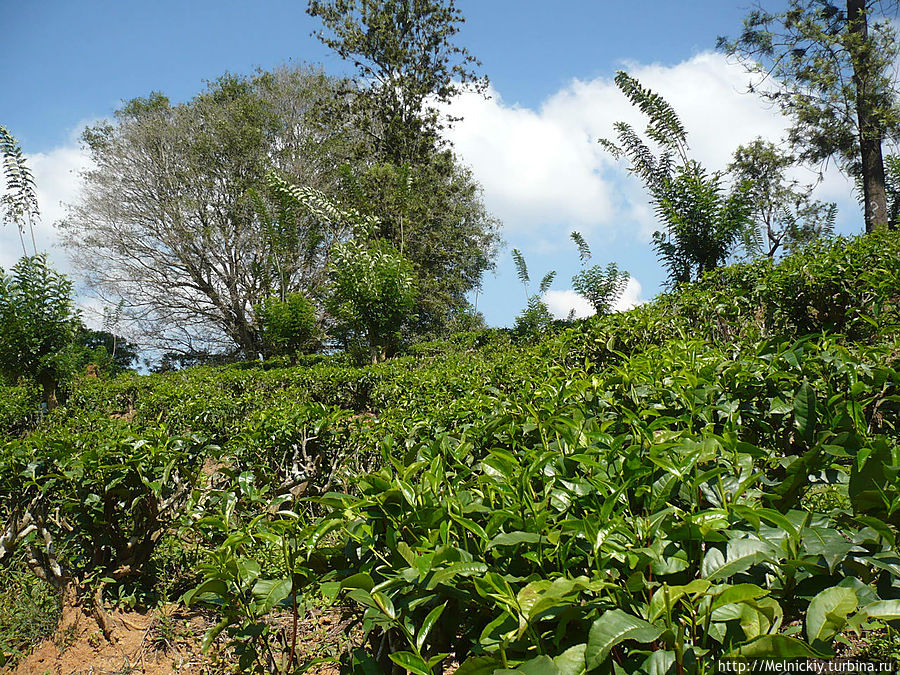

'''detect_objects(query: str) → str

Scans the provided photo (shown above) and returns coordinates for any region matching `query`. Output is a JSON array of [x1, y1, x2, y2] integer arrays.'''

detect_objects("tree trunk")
[[847, 0, 890, 232], [37, 370, 59, 411]]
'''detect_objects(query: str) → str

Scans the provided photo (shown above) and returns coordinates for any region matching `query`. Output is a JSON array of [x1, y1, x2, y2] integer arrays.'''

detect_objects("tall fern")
[[1, 126, 39, 255], [600, 73, 750, 285]]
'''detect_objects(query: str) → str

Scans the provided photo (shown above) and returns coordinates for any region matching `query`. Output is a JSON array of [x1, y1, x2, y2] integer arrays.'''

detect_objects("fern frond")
[[266, 172, 380, 237], [1, 126, 40, 253], [511, 248, 529, 285], [539, 270, 556, 294], [613, 122, 661, 187], [570, 231, 591, 263], [613, 71, 688, 155]]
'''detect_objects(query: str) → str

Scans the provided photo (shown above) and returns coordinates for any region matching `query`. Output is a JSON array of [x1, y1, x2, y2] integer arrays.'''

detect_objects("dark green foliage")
[[651, 163, 752, 283], [256, 293, 317, 359], [0, 256, 80, 405], [335, 157, 501, 338], [75, 327, 139, 374], [2, 231, 900, 671], [0, 383, 40, 436], [664, 231, 900, 344], [0, 427, 211, 604]]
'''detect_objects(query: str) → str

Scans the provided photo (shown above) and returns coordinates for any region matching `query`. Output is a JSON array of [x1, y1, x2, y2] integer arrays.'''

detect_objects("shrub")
[[327, 239, 417, 363], [0, 255, 80, 407], [256, 292, 317, 360]]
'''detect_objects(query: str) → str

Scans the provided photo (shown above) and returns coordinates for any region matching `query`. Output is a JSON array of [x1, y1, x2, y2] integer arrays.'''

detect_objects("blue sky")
[[1, 1, 863, 330]]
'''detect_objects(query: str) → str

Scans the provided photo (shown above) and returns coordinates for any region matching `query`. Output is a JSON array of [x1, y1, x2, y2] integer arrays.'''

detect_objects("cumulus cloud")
[[444, 51, 855, 239], [543, 276, 644, 319], [544, 289, 594, 319]]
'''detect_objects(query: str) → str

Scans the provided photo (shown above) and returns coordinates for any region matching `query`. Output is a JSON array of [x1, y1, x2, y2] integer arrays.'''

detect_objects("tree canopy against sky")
[[61, 66, 353, 357], [719, 0, 900, 232], [4, 1, 889, 329]]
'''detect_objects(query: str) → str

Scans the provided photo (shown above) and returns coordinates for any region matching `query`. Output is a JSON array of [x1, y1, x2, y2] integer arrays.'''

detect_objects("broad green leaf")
[[251, 578, 292, 613], [516, 655, 559, 675], [649, 580, 711, 621], [371, 590, 397, 620], [640, 650, 676, 675], [738, 597, 783, 640], [200, 617, 231, 654], [859, 600, 900, 621], [711, 584, 769, 611], [341, 572, 375, 592], [517, 577, 588, 622], [801, 527, 855, 573], [728, 634, 829, 658], [703, 539, 772, 581], [389, 651, 431, 675], [793, 382, 817, 445], [450, 514, 489, 542], [455, 656, 504, 675], [183, 578, 228, 606], [806, 586, 857, 644], [553, 644, 586, 675], [585, 609, 663, 669], [486, 531, 544, 550], [416, 602, 446, 652], [426, 562, 488, 590]]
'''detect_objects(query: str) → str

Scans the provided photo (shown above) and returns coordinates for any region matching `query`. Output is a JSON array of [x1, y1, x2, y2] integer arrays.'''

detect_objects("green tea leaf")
[[806, 586, 857, 644], [586, 609, 663, 668]]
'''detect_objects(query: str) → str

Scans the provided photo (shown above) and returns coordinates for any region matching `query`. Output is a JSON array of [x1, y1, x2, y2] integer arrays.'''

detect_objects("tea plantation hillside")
[[2, 233, 900, 673]]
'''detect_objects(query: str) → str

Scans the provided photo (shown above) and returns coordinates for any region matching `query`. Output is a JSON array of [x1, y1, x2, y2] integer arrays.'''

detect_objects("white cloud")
[[445, 51, 857, 239], [543, 276, 644, 319], [614, 276, 644, 312], [544, 289, 594, 319]]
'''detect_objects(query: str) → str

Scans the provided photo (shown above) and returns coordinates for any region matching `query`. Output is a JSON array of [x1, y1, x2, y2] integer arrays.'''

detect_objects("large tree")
[[307, 0, 486, 166], [307, 0, 501, 335], [728, 138, 837, 257], [61, 66, 354, 357], [719, 0, 900, 232], [335, 156, 500, 337]]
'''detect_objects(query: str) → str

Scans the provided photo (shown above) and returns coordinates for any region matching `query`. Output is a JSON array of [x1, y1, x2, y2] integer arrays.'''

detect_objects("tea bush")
[[2, 231, 900, 671]]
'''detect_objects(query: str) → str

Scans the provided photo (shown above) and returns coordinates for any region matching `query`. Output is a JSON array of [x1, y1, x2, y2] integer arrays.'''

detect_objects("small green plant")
[[600, 72, 751, 284], [0, 558, 59, 668], [569, 231, 629, 315], [511, 248, 555, 337], [256, 292, 317, 361], [0, 255, 80, 407]]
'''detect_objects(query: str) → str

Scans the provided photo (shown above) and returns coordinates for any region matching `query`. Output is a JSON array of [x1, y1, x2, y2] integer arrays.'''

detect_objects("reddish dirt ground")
[[8, 602, 354, 675]]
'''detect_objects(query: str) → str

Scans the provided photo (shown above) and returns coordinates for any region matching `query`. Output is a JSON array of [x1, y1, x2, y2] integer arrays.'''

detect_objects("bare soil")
[[7, 601, 354, 675]]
